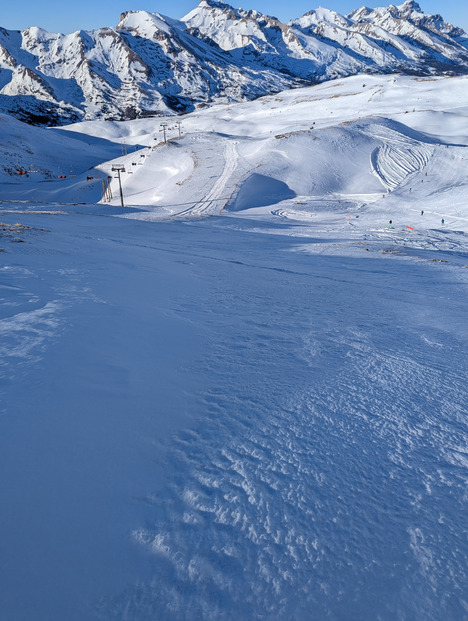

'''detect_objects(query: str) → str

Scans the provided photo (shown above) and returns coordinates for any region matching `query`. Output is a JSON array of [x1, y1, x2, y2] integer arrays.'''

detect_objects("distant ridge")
[[0, 0, 467, 125]]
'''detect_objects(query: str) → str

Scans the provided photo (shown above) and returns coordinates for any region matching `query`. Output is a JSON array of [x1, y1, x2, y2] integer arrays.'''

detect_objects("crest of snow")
[[291, 7, 352, 30], [0, 1, 467, 125], [117, 11, 176, 37], [182, 0, 267, 51], [22, 25, 59, 41]]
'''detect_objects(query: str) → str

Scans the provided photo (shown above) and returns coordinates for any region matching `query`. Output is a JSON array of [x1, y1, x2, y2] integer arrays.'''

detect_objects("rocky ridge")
[[0, 0, 466, 125]]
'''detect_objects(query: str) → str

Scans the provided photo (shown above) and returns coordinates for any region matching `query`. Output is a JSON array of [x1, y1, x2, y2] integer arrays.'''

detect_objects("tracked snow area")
[[0, 74, 467, 620]]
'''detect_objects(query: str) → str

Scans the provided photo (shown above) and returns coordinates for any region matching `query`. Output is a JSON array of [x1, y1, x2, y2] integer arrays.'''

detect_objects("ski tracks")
[[178, 140, 239, 217], [369, 125, 434, 190]]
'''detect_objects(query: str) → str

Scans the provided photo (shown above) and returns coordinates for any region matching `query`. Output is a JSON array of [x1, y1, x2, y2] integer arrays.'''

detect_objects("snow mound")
[[229, 173, 296, 211]]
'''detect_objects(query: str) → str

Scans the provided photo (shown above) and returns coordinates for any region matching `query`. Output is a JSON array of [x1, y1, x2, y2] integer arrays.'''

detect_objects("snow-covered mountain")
[[0, 0, 467, 125]]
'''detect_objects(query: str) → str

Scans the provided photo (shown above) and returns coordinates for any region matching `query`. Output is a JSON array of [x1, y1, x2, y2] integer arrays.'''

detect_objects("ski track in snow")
[[372, 143, 433, 190], [178, 140, 240, 217], [368, 125, 433, 190]]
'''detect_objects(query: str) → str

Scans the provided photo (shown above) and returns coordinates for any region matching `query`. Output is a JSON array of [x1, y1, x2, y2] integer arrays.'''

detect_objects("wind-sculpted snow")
[[1, 199, 467, 621], [0, 73, 468, 621], [0, 300, 62, 367], [76, 220, 466, 621]]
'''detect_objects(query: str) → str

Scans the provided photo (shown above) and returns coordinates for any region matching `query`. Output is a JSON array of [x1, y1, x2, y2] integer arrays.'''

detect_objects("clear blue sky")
[[1, 0, 467, 34]]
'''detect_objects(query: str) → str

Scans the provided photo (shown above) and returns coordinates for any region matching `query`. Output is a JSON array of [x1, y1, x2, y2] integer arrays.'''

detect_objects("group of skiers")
[[387, 212, 445, 227]]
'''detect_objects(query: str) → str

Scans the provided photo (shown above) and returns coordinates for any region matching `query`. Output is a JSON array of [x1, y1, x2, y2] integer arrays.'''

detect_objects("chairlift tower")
[[176, 121, 182, 138], [160, 122, 168, 143], [111, 164, 126, 208]]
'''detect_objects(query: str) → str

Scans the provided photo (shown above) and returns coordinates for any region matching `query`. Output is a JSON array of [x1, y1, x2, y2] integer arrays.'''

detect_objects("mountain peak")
[[189, 0, 234, 14], [294, 6, 352, 29], [1, 1, 468, 126], [396, 0, 423, 17], [117, 10, 174, 36], [200, 0, 231, 7], [399, 0, 422, 8]]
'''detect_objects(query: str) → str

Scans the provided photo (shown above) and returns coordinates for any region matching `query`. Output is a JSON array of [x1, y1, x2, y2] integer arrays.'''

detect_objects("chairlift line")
[[160, 122, 168, 143], [101, 176, 113, 202], [111, 164, 125, 208]]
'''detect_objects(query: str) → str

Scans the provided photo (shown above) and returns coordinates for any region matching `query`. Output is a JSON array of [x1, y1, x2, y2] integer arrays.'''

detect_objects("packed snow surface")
[[0, 74, 467, 620]]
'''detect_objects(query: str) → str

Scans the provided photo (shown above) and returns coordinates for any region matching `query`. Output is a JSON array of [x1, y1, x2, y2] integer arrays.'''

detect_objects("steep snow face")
[[347, 0, 466, 48], [293, 0, 468, 71], [182, 0, 271, 51], [0, 111, 121, 186], [0, 9, 299, 125], [0, 1, 467, 126]]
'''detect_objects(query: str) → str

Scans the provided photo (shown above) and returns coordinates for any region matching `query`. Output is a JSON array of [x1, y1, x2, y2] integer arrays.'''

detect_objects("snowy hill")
[[1, 14, 468, 621], [1, 68, 468, 621], [1, 73, 467, 236], [0, 0, 467, 125]]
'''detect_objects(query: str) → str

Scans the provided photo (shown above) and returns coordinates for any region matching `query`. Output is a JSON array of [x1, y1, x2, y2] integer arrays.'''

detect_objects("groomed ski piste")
[[0, 74, 467, 621]]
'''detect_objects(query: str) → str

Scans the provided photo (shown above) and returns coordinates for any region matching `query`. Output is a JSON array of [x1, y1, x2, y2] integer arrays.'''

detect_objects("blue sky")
[[1, 0, 467, 33]]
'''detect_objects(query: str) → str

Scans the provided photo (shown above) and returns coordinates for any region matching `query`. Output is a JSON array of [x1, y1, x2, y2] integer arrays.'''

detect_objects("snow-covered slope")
[[1, 67, 467, 621], [0, 1, 467, 125], [1, 73, 467, 235]]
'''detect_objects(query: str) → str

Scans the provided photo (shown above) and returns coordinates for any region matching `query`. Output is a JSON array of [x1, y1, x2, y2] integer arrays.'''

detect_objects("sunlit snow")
[[0, 74, 467, 620]]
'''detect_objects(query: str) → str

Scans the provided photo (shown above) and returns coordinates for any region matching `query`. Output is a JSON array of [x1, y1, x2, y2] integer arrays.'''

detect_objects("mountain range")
[[0, 0, 467, 125]]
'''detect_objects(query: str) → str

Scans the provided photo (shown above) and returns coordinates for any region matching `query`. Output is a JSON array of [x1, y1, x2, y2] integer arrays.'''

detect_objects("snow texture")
[[0, 73, 467, 621]]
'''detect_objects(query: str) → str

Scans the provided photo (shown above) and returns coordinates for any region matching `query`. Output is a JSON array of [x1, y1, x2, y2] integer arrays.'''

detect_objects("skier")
[[421, 210, 424, 215], [441, 218, 445, 224]]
